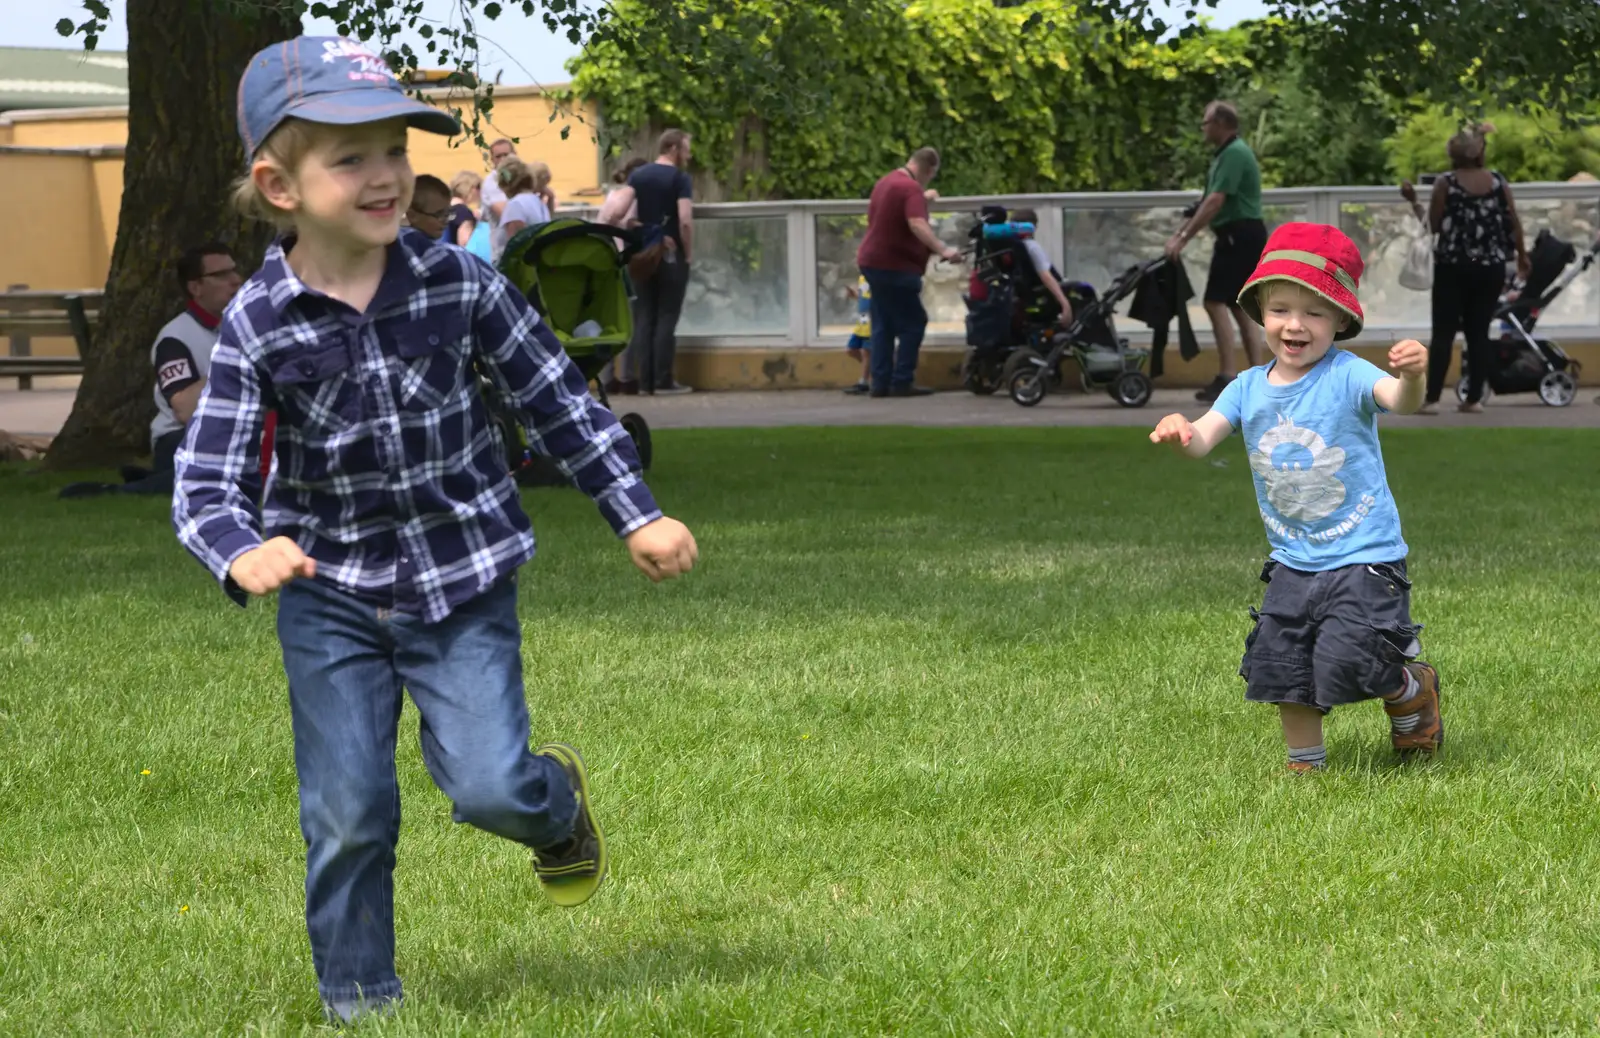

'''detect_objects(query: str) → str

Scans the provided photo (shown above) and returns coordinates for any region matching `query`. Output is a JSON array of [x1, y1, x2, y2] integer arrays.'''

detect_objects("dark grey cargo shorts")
[[1240, 558, 1423, 713]]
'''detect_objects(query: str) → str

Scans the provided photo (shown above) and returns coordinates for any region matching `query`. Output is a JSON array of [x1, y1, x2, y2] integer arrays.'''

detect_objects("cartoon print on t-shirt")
[[1248, 413, 1347, 523]]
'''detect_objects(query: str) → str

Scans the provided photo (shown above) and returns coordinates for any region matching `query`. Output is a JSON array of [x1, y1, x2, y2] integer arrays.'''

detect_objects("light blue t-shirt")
[[1213, 348, 1408, 571]]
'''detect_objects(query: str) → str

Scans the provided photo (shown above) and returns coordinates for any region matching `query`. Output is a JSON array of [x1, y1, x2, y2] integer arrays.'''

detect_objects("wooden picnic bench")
[[0, 285, 100, 390]]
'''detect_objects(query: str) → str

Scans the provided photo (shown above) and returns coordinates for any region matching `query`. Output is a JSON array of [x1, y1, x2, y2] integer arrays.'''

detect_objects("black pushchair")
[[1002, 258, 1166, 408], [1460, 228, 1590, 407]]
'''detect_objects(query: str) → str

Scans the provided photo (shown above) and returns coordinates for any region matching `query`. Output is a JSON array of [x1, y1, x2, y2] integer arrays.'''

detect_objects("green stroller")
[[489, 218, 653, 486]]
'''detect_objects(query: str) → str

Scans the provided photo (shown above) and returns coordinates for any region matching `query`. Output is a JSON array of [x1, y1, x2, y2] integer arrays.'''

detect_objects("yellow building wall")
[[89, 155, 123, 277], [406, 89, 604, 203], [0, 152, 101, 292], [0, 87, 604, 206], [0, 87, 602, 318], [3, 111, 131, 148]]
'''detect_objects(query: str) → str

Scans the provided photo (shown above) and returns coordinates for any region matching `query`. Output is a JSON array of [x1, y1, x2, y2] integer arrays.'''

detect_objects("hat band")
[[1261, 249, 1358, 294]]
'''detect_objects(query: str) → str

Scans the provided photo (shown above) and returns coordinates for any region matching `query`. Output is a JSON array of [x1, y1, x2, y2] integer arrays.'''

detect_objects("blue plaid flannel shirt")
[[172, 229, 661, 624]]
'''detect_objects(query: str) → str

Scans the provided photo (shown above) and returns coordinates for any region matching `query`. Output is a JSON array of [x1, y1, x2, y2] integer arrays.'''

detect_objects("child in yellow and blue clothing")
[[843, 275, 873, 395]]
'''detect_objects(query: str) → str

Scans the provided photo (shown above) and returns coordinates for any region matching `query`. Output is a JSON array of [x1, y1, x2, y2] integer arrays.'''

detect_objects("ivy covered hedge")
[[567, 0, 1600, 200], [568, 0, 1262, 199]]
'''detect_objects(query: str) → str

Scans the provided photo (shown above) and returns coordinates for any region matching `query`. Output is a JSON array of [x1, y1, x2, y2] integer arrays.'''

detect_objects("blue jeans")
[[861, 267, 927, 391], [277, 574, 577, 1016]]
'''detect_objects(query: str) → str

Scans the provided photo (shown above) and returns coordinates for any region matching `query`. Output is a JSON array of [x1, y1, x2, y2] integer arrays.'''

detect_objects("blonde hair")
[[449, 170, 481, 201], [497, 158, 531, 196], [498, 157, 550, 197], [230, 118, 320, 230]]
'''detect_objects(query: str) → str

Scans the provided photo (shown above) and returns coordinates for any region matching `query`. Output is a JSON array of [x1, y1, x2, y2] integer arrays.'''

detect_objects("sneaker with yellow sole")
[[531, 743, 608, 907]]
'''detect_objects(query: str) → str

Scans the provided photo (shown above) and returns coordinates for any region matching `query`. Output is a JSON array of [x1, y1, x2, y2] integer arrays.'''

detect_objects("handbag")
[[1398, 212, 1434, 292], [627, 220, 669, 284]]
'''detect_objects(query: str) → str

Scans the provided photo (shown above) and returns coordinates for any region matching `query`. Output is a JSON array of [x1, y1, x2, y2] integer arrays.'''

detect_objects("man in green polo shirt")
[[1165, 100, 1269, 403]]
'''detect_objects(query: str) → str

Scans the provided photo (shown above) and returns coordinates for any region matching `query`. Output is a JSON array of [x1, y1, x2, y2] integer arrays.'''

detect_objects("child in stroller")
[[1456, 227, 1590, 408], [960, 206, 1073, 393]]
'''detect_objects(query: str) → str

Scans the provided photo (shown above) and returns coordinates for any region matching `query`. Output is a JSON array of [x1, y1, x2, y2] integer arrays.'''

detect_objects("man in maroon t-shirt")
[[856, 147, 960, 397]]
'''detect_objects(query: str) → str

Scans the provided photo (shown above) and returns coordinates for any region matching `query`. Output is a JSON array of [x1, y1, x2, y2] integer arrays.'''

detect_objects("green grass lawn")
[[2, 426, 1599, 1036]]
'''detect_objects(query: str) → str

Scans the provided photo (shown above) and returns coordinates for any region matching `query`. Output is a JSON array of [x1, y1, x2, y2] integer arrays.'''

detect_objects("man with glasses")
[[61, 243, 248, 499], [1165, 100, 1268, 403]]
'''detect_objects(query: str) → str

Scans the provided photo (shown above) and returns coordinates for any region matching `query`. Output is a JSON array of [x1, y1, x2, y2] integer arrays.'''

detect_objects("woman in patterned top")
[[1400, 124, 1528, 413]]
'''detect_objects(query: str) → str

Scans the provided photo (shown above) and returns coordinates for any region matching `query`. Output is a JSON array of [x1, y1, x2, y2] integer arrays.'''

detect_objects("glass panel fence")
[[1500, 197, 1600, 328], [814, 209, 981, 339], [1336, 201, 1433, 330], [1340, 197, 1600, 331], [678, 216, 791, 337], [1062, 203, 1308, 332], [816, 213, 869, 340], [924, 209, 983, 336], [703, 188, 1600, 346]]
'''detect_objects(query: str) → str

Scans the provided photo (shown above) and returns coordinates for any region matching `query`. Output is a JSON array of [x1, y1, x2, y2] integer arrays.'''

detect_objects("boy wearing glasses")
[[404, 174, 453, 240]]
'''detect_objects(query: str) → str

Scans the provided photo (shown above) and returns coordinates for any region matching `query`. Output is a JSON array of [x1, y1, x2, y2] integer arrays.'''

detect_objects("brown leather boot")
[[1385, 661, 1443, 754]]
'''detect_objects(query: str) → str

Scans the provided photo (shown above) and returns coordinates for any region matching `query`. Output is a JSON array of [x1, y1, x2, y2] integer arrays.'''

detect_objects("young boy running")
[[172, 37, 698, 1021], [1149, 223, 1442, 772]]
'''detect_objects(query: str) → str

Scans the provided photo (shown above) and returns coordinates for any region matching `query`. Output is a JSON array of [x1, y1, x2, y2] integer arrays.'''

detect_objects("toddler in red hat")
[[1149, 223, 1441, 773]]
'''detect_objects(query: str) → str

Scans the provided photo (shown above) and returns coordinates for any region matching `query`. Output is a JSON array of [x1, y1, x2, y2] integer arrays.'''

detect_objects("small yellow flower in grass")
[[801, 733, 810, 741], [140, 769, 151, 776], [180, 905, 189, 913]]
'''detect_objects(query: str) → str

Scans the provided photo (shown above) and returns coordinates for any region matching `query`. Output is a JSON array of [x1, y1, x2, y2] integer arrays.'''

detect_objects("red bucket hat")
[[1238, 222, 1365, 341]]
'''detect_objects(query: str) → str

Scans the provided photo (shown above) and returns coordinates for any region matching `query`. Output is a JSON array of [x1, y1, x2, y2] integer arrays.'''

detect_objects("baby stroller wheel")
[[961, 348, 1002, 395], [1004, 348, 1050, 407], [1110, 370, 1153, 408], [1008, 367, 1048, 407], [620, 412, 653, 470], [1454, 376, 1494, 405], [1538, 370, 1577, 407]]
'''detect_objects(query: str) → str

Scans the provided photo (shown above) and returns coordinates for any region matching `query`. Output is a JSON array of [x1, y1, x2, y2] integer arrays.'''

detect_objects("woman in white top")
[[494, 159, 553, 257]]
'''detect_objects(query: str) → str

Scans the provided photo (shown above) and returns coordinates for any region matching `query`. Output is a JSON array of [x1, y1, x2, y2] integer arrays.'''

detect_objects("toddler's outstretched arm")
[[1373, 339, 1428, 414], [1149, 410, 1233, 459]]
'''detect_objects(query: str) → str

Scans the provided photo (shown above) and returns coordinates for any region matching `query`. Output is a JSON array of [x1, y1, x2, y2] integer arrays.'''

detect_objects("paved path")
[[611, 387, 1600, 430], [4, 378, 1597, 438]]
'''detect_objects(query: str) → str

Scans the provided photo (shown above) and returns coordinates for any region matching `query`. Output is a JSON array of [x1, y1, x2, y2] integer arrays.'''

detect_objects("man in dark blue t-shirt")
[[600, 129, 696, 394]]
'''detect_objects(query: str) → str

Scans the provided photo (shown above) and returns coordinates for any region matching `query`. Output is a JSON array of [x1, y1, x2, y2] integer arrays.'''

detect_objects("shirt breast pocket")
[[268, 346, 362, 432], [394, 313, 471, 414]]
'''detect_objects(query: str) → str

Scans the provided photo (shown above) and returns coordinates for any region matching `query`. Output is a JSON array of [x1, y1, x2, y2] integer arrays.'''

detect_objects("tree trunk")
[[45, 0, 300, 469]]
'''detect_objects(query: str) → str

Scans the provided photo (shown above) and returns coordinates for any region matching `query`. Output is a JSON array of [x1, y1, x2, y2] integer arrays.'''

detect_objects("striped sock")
[[1288, 744, 1327, 769], [1385, 668, 1422, 735]]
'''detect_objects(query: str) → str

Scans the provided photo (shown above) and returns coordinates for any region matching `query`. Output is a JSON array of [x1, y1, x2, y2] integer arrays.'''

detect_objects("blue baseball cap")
[[238, 36, 461, 157]]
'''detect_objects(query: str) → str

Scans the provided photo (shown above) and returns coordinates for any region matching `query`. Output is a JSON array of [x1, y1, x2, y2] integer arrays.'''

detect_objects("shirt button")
[[427, 334, 440, 346], [298, 359, 315, 376]]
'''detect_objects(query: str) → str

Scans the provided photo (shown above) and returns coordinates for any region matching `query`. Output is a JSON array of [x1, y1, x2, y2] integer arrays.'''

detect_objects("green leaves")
[[572, 0, 1263, 199], [1105, 0, 1600, 122]]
